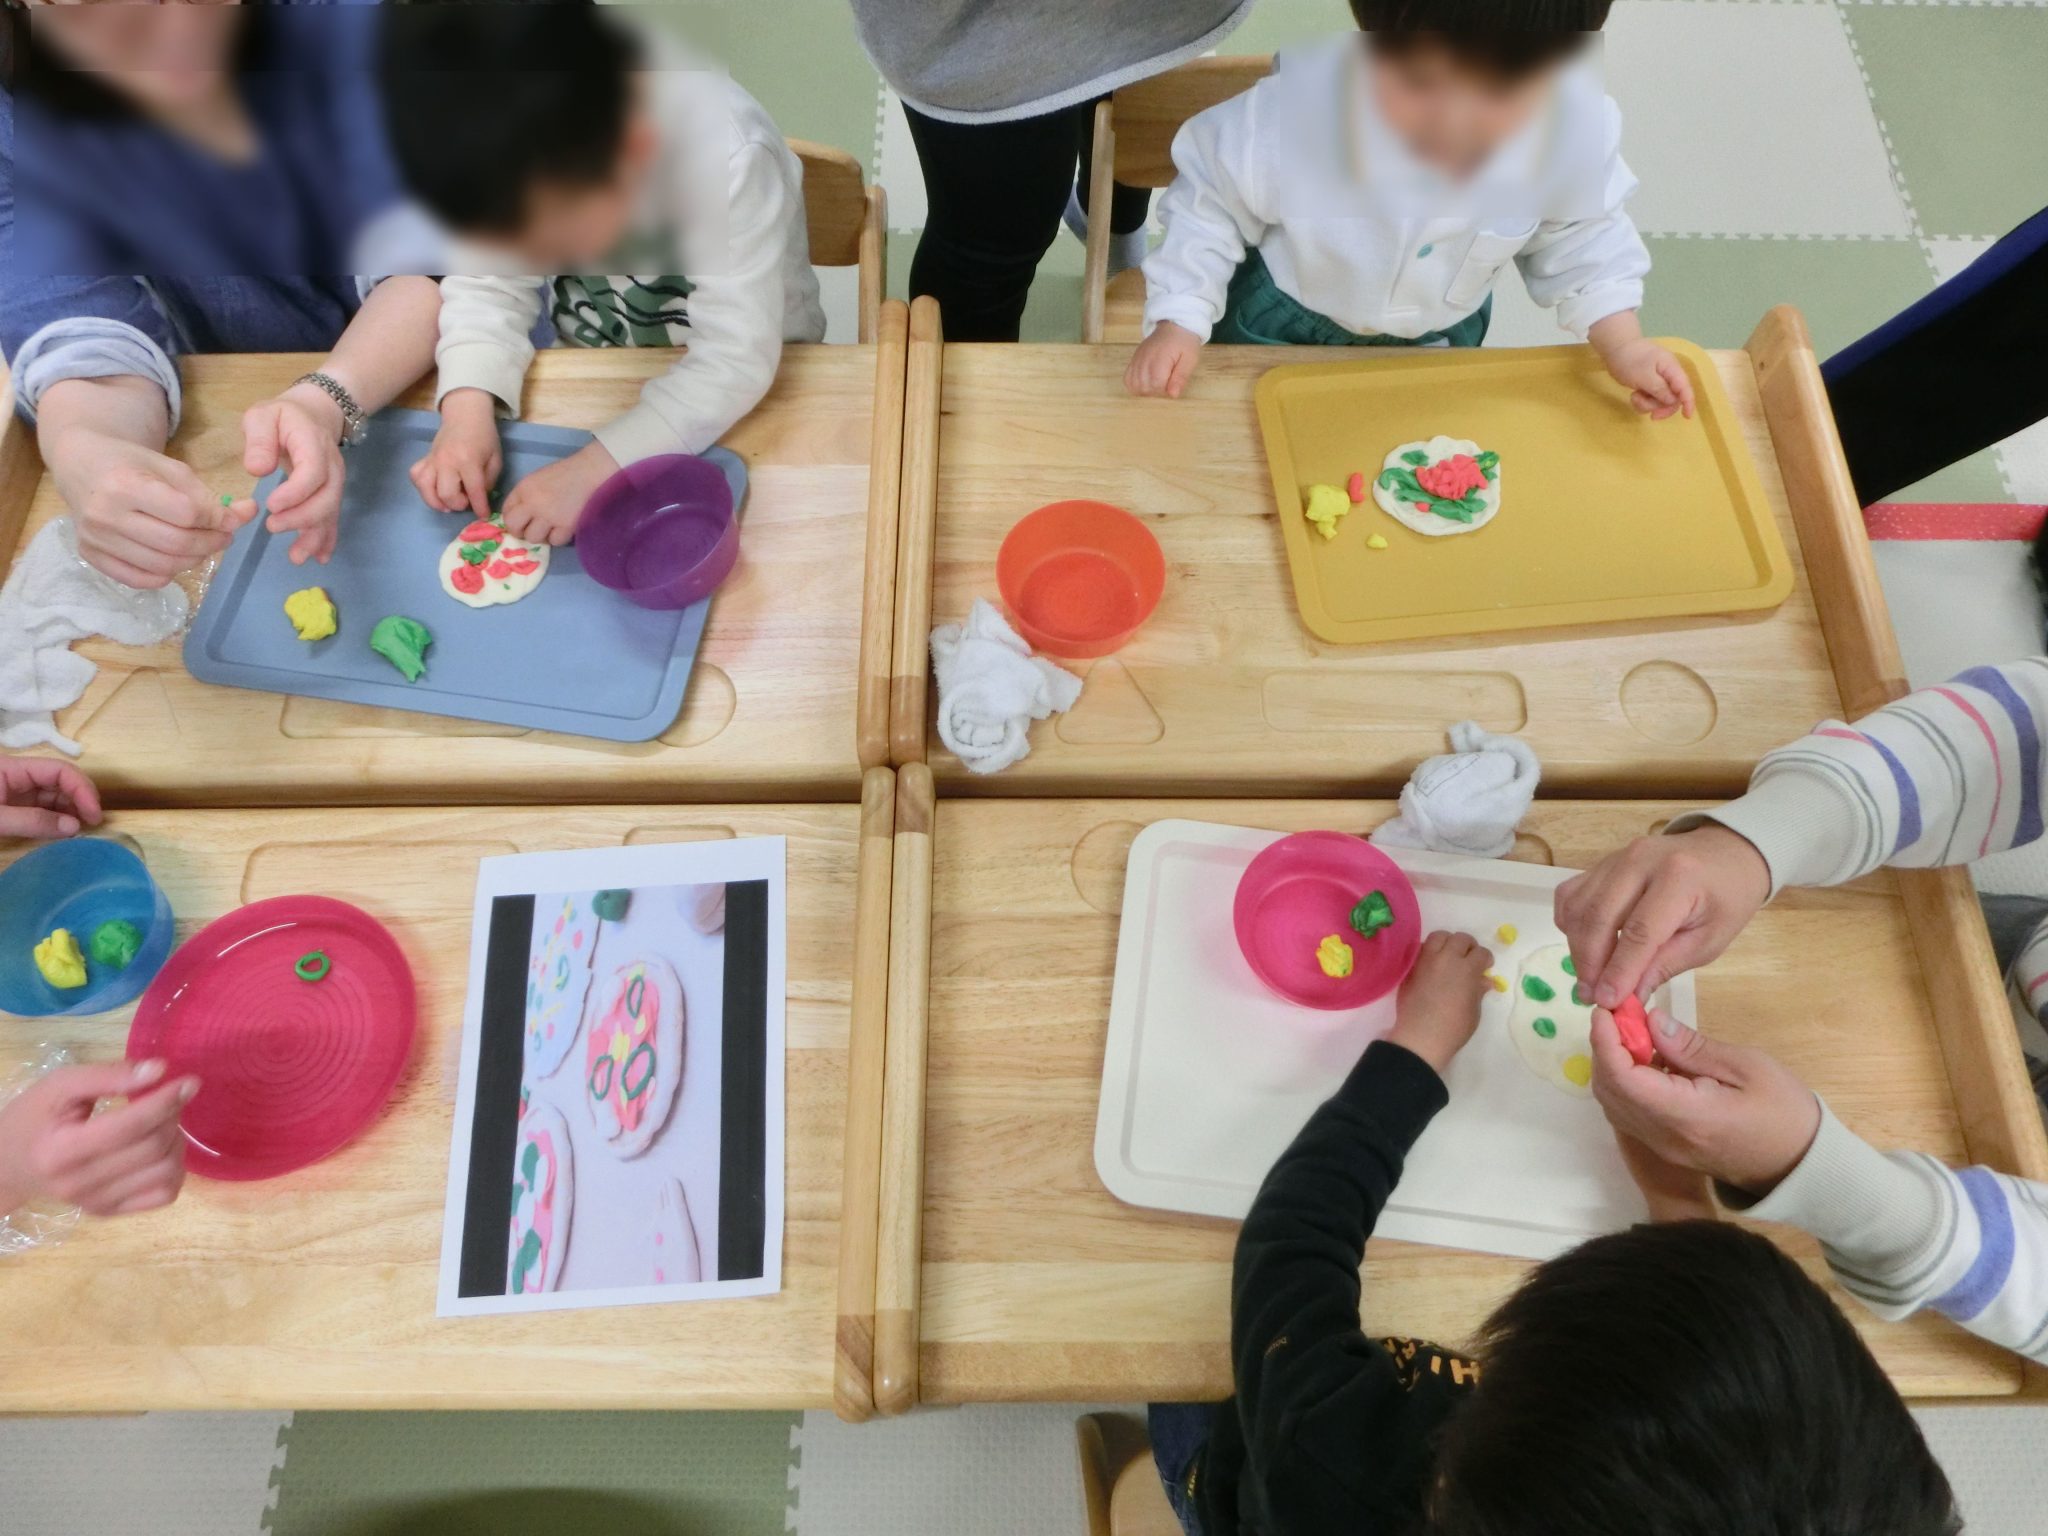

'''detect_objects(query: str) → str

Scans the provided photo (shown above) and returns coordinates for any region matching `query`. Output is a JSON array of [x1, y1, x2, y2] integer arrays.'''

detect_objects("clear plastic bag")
[[0, 1045, 83, 1256]]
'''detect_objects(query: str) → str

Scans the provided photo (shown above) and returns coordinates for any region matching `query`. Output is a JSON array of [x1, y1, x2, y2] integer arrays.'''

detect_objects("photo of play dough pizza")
[[583, 955, 684, 1157], [1505, 943, 1595, 1097], [650, 1177, 704, 1287], [507, 1097, 573, 1294], [439, 515, 550, 607], [524, 894, 599, 1079], [1371, 435, 1501, 538]]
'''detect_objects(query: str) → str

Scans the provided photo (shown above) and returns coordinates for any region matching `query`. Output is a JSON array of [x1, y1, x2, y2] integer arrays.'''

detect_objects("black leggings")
[[903, 97, 1153, 342]]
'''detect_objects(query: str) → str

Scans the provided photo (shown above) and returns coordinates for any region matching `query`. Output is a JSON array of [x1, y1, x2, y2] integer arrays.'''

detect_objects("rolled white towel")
[[1370, 721, 1541, 859], [930, 599, 1083, 776]]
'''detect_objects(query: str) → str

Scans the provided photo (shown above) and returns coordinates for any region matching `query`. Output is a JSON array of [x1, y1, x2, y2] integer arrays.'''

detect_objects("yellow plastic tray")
[[1255, 340, 1794, 645]]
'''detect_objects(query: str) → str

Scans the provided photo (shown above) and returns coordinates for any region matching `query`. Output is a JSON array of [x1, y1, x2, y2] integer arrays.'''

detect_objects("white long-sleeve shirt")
[[1673, 658, 2048, 1361], [435, 57, 824, 466], [1141, 37, 1650, 344]]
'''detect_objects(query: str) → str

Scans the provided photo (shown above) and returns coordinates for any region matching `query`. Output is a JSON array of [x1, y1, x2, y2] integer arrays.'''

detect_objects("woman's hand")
[[0, 760, 103, 841], [410, 389, 504, 515], [42, 424, 245, 590], [0, 1059, 198, 1221], [242, 382, 350, 566]]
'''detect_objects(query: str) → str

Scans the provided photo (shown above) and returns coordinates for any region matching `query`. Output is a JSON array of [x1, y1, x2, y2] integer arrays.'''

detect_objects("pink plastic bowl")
[[1233, 832, 1422, 1010], [578, 454, 739, 611]]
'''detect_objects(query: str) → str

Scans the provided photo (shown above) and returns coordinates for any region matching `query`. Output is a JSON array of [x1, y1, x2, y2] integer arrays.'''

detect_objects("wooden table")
[[0, 312, 910, 806], [893, 308, 1890, 798], [874, 788, 2048, 1407], [0, 786, 897, 1415]]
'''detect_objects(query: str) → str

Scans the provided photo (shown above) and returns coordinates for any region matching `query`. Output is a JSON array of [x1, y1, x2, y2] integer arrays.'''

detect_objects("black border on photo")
[[718, 879, 770, 1280], [457, 893, 535, 1298]]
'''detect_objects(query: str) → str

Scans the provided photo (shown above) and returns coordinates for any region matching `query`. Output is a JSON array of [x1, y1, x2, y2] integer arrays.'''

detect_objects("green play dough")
[[1532, 1017, 1557, 1039], [1560, 955, 1576, 976], [1522, 974, 1556, 1003], [1349, 890, 1395, 939], [591, 889, 632, 922], [369, 615, 433, 683], [88, 919, 144, 970]]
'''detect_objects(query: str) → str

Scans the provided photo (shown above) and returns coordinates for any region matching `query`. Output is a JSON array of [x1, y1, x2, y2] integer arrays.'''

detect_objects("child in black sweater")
[[1156, 930, 1958, 1536]]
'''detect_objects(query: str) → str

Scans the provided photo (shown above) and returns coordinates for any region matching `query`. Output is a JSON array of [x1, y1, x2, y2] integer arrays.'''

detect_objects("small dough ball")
[[1303, 483, 1350, 541], [284, 586, 338, 642], [33, 928, 88, 990], [1315, 934, 1354, 978], [682, 883, 726, 935], [89, 919, 144, 971]]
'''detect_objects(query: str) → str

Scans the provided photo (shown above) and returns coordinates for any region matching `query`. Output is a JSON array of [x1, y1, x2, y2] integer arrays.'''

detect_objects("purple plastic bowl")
[[577, 454, 739, 610]]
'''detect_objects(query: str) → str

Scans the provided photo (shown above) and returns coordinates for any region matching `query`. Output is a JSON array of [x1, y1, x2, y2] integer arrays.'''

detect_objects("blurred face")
[[1368, 44, 1555, 177], [490, 112, 659, 271], [27, 0, 244, 115]]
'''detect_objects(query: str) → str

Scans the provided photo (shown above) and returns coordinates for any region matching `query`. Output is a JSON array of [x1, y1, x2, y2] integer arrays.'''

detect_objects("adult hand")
[[1125, 321, 1204, 399], [0, 759, 103, 840], [500, 439, 619, 547], [1554, 824, 1770, 1011], [1611, 1126, 1716, 1223], [410, 388, 503, 516], [0, 1059, 198, 1220], [1385, 929, 1495, 1076], [243, 382, 350, 566], [42, 426, 245, 590], [1588, 1006, 1821, 1197]]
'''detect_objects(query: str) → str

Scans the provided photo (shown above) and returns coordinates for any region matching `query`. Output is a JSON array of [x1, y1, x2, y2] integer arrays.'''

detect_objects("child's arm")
[[1127, 92, 1268, 399], [1228, 934, 1491, 1512], [1561, 657, 2048, 1008], [409, 276, 544, 517], [239, 276, 443, 564], [1589, 1010, 2048, 1364]]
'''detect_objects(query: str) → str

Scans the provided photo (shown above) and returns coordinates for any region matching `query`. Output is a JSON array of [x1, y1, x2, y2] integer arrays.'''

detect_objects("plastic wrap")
[[0, 1045, 83, 1255]]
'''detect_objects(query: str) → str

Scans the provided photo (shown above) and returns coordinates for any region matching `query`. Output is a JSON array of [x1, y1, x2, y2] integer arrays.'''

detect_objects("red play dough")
[[484, 559, 511, 580], [1346, 471, 1366, 503], [459, 520, 500, 541], [450, 564, 485, 595], [1612, 994, 1654, 1067]]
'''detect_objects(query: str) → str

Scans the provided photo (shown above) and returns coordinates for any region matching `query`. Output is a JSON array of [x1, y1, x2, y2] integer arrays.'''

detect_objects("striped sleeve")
[[1670, 659, 2048, 895], [1744, 1103, 2048, 1364]]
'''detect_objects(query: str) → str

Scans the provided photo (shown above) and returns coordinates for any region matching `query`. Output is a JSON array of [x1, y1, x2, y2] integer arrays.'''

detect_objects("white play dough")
[[1371, 434, 1502, 538], [582, 955, 684, 1159], [438, 526, 550, 608], [508, 1098, 573, 1293], [1506, 943, 1595, 1097]]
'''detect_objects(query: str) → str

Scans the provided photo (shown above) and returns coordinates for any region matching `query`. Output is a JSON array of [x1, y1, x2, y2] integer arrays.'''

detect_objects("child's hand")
[[0, 760, 103, 841], [243, 383, 349, 566], [1611, 1126, 1716, 1223], [500, 440, 620, 547], [0, 1059, 199, 1220], [1385, 930, 1495, 1075], [1588, 1006, 1820, 1197], [409, 388, 503, 516], [1603, 337, 1695, 421], [1125, 321, 1204, 399], [1554, 825, 1771, 1012]]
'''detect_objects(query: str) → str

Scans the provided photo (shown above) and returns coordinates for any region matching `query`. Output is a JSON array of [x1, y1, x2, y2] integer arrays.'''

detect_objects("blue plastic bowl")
[[0, 839, 175, 1018]]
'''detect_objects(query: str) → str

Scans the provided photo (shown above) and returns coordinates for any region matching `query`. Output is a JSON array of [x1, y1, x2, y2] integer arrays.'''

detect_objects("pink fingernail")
[[134, 1059, 165, 1084], [1653, 1010, 1680, 1036]]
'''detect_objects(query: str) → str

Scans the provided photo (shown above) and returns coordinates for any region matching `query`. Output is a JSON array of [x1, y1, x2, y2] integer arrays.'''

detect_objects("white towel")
[[930, 599, 1083, 776], [0, 519, 188, 755], [1370, 721, 1542, 860]]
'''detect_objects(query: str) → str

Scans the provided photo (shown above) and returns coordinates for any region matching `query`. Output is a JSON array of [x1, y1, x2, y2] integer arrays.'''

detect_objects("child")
[[1557, 655, 2048, 1363], [377, 2, 826, 544], [1127, 0, 1692, 421], [0, 760, 196, 1224], [1159, 930, 1957, 1534]]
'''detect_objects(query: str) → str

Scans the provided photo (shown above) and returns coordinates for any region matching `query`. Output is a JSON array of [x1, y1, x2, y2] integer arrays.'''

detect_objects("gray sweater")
[[849, 0, 1255, 124]]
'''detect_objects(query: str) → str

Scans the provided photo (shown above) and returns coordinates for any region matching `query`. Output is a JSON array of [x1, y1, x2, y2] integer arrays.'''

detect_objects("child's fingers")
[[51, 1075, 197, 1168], [459, 462, 493, 518], [410, 457, 446, 512]]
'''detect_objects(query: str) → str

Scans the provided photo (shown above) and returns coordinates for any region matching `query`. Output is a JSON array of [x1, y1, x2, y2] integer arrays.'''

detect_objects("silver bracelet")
[[291, 371, 367, 449]]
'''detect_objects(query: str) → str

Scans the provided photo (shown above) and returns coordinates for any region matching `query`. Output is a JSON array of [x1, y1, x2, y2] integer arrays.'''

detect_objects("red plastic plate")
[[126, 896, 417, 1181]]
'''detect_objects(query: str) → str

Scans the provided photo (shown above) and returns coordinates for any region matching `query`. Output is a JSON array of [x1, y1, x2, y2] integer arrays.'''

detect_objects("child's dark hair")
[[376, 0, 640, 234], [1430, 1221, 1958, 1536], [1349, 0, 1612, 77]]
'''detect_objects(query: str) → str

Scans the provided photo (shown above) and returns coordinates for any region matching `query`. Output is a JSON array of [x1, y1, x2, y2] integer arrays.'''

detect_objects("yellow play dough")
[[1496, 923, 1518, 944], [33, 928, 87, 990], [284, 586, 338, 642], [1303, 483, 1350, 541], [1485, 971, 1508, 993], [1561, 1054, 1594, 1088], [1365, 533, 1389, 550], [1315, 934, 1354, 978]]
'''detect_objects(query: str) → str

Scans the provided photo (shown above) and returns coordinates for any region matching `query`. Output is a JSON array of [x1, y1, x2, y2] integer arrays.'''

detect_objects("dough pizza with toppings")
[[507, 1097, 573, 1294], [1505, 943, 1596, 1096], [524, 894, 599, 1079], [650, 1177, 704, 1286], [583, 956, 683, 1157], [1371, 435, 1501, 538], [439, 514, 550, 607]]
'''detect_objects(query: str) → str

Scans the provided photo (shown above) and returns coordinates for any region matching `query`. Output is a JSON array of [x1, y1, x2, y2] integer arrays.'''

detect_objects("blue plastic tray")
[[185, 410, 745, 743]]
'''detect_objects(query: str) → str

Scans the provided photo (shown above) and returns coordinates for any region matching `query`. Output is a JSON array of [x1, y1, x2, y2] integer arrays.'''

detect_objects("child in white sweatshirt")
[[378, 3, 824, 544], [1557, 657, 2048, 1363], [1127, 0, 1691, 422]]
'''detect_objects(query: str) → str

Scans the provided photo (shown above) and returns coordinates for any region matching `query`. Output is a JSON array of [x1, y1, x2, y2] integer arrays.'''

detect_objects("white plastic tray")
[[1093, 820, 1698, 1261]]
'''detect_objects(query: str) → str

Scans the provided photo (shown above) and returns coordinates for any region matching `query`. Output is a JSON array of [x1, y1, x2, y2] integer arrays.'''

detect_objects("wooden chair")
[[1077, 1413, 1183, 1536], [1081, 56, 1273, 344], [790, 138, 889, 343]]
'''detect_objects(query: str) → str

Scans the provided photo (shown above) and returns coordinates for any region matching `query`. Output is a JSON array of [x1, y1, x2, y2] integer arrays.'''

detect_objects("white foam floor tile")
[[793, 1403, 1130, 1536], [1916, 1405, 2048, 1536], [1601, 1, 1913, 237], [0, 1411, 286, 1536], [814, 263, 861, 345], [1872, 539, 2040, 688], [875, 88, 927, 234]]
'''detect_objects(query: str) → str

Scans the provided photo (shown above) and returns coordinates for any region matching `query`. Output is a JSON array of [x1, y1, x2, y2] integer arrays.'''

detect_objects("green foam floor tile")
[[266, 1412, 799, 1536], [1638, 235, 1935, 358], [1845, 6, 2048, 239]]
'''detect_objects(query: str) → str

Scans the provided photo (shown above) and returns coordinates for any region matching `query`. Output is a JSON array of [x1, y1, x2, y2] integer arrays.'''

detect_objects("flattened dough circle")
[[1371, 434, 1502, 538]]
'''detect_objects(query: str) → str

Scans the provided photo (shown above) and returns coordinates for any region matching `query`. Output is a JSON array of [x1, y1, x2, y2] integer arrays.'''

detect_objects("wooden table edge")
[[858, 302, 911, 771], [889, 299, 943, 766]]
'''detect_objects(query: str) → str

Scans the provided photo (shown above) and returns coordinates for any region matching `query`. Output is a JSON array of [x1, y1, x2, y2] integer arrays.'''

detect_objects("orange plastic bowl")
[[996, 500, 1165, 658]]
